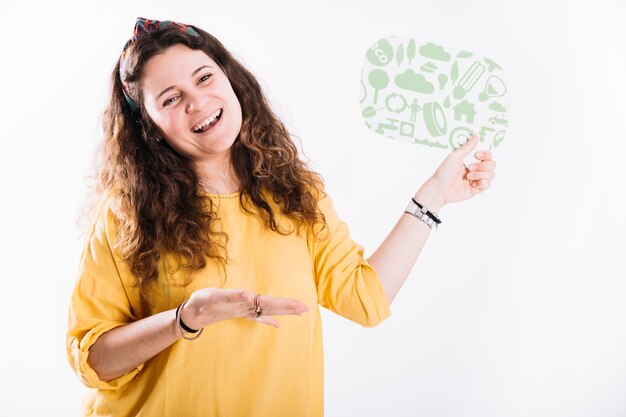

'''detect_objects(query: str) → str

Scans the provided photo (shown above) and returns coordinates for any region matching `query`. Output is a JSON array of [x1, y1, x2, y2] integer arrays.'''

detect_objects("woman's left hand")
[[417, 135, 496, 210]]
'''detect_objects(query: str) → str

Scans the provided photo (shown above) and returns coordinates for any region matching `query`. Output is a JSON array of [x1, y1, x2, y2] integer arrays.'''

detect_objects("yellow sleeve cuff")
[[69, 321, 144, 390]]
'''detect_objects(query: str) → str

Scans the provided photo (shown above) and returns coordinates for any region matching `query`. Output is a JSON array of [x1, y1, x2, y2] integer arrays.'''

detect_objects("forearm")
[[368, 186, 444, 305], [87, 307, 181, 382]]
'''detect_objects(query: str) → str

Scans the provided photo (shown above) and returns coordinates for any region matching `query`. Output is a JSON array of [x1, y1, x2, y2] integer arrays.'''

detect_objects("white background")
[[1, 0, 625, 416]]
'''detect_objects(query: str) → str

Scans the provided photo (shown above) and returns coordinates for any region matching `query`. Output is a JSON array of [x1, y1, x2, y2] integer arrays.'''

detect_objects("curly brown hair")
[[91, 24, 326, 309]]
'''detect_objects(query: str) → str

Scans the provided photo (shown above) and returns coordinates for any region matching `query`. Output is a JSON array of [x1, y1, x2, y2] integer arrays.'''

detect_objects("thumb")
[[452, 135, 478, 159]]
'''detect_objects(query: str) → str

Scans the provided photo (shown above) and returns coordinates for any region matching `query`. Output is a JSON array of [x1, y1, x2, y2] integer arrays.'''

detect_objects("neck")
[[195, 152, 241, 195]]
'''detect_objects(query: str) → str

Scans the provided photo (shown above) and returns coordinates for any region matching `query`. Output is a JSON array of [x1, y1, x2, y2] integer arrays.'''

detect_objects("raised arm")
[[368, 136, 496, 304]]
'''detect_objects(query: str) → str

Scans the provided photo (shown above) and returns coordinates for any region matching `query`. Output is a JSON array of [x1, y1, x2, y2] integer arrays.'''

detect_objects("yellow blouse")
[[66, 189, 391, 417]]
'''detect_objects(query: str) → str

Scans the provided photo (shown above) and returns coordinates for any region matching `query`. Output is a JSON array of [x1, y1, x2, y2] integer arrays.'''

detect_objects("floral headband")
[[119, 17, 201, 113]]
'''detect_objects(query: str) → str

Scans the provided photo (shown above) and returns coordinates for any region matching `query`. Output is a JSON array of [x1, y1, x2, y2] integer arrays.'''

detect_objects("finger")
[[247, 315, 280, 328], [254, 295, 309, 315], [468, 160, 496, 172], [263, 307, 310, 316], [264, 318, 280, 328], [213, 290, 258, 319], [224, 290, 254, 306], [452, 135, 478, 159], [471, 179, 491, 191], [466, 171, 496, 181], [260, 303, 310, 316], [226, 291, 283, 317], [474, 149, 493, 161]]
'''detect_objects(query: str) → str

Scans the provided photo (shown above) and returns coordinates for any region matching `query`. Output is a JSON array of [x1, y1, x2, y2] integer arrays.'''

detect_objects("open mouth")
[[192, 108, 223, 134]]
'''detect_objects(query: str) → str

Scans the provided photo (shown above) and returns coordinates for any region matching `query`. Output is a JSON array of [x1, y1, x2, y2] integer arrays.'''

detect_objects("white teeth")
[[192, 109, 222, 132]]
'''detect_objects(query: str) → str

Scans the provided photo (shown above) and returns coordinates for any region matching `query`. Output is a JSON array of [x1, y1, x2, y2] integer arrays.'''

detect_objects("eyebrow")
[[155, 65, 214, 101]]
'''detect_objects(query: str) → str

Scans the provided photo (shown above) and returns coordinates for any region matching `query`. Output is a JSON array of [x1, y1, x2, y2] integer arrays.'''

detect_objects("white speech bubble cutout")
[[360, 37, 509, 152]]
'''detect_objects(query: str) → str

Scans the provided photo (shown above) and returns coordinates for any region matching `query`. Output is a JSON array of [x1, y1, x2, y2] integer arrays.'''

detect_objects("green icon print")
[[395, 69, 434, 94], [453, 61, 485, 100], [423, 102, 447, 137], [453, 100, 476, 124], [437, 73, 448, 90], [360, 36, 510, 151], [449, 126, 474, 149], [366, 39, 394, 67], [479, 75, 507, 101], [368, 69, 389, 104], [419, 43, 451, 61]]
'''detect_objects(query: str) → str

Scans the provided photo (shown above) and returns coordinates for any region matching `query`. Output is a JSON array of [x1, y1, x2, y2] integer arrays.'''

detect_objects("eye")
[[163, 96, 179, 107], [199, 74, 212, 83]]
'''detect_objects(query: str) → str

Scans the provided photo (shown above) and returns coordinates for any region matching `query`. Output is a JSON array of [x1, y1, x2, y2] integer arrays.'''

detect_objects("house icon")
[[453, 100, 477, 124]]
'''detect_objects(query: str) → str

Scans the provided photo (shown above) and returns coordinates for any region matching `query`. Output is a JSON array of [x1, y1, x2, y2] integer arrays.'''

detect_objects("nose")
[[185, 91, 209, 113]]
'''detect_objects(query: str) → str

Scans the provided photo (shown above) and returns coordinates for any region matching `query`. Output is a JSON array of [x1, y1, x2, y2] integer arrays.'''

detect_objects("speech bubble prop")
[[360, 37, 510, 151]]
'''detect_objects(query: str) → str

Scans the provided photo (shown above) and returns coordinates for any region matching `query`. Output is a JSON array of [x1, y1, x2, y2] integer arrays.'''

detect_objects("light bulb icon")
[[479, 75, 507, 102]]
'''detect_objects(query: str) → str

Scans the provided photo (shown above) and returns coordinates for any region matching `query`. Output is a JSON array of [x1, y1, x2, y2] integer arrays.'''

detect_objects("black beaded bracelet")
[[175, 303, 200, 333]]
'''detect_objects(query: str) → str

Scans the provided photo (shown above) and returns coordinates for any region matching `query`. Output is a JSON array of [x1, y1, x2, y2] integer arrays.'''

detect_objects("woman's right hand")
[[180, 288, 310, 329]]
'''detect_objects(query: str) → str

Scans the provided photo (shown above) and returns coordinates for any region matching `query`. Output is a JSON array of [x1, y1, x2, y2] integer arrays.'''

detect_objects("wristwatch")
[[404, 198, 441, 230]]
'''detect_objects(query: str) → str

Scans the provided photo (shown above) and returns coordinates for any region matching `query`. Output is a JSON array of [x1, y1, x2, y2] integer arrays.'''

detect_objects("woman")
[[66, 17, 496, 416]]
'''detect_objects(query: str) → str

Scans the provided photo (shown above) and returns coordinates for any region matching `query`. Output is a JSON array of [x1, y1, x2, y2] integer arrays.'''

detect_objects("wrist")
[[179, 300, 202, 332], [414, 182, 445, 213]]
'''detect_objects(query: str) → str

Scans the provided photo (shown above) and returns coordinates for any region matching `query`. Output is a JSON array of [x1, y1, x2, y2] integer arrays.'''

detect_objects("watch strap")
[[411, 198, 441, 224], [405, 199, 441, 230]]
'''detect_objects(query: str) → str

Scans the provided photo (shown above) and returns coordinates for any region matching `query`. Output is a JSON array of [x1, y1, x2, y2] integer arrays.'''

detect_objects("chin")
[[202, 134, 238, 155]]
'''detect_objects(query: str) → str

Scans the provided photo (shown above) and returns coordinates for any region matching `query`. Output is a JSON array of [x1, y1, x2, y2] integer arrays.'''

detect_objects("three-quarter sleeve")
[[66, 202, 143, 390], [308, 190, 391, 327]]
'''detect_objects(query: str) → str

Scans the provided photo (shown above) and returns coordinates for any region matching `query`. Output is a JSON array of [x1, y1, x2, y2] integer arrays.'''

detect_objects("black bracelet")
[[175, 303, 200, 333], [411, 198, 442, 224]]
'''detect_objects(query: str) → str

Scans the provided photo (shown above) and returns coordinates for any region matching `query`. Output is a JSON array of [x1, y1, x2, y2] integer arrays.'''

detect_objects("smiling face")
[[141, 44, 243, 164]]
